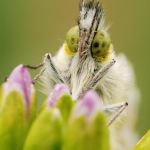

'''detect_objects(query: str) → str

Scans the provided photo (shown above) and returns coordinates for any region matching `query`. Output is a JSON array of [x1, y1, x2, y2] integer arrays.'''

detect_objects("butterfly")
[[26, 0, 140, 149]]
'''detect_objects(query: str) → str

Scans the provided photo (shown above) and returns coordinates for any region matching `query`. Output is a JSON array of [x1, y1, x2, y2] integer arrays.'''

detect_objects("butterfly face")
[[66, 26, 111, 62]]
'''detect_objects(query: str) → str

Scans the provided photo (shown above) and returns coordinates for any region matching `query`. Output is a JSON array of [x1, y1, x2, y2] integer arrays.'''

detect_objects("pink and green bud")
[[0, 65, 35, 150], [2, 65, 34, 113], [47, 84, 73, 122], [65, 90, 110, 150], [23, 84, 72, 150]]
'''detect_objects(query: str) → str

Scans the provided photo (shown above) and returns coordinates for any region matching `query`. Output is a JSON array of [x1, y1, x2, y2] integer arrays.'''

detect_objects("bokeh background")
[[0, 0, 149, 136]]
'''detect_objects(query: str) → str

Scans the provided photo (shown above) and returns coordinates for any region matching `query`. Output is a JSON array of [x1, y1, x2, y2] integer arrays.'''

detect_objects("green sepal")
[[0, 91, 35, 150], [134, 130, 150, 150], [65, 116, 89, 150], [89, 112, 110, 150], [56, 95, 74, 123], [65, 112, 110, 150], [23, 108, 63, 150]]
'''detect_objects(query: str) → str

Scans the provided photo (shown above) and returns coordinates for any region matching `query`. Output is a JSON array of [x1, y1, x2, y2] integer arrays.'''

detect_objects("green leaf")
[[134, 130, 150, 150], [23, 108, 63, 150]]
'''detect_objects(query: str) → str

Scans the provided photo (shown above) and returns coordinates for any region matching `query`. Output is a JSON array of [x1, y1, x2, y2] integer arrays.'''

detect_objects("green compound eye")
[[66, 26, 79, 54], [92, 30, 111, 62]]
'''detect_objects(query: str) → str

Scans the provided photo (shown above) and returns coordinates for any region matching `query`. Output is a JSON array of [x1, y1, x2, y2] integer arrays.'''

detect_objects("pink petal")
[[4, 65, 33, 108], [48, 84, 70, 107], [73, 90, 104, 118]]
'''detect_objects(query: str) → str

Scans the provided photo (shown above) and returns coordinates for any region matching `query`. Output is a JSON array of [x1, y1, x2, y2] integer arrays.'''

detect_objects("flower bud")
[[23, 84, 72, 150], [2, 65, 35, 114], [65, 90, 110, 150], [0, 65, 35, 150], [47, 84, 73, 122]]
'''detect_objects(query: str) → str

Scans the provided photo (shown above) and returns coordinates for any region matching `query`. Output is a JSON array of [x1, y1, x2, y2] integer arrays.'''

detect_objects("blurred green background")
[[0, 0, 149, 136]]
